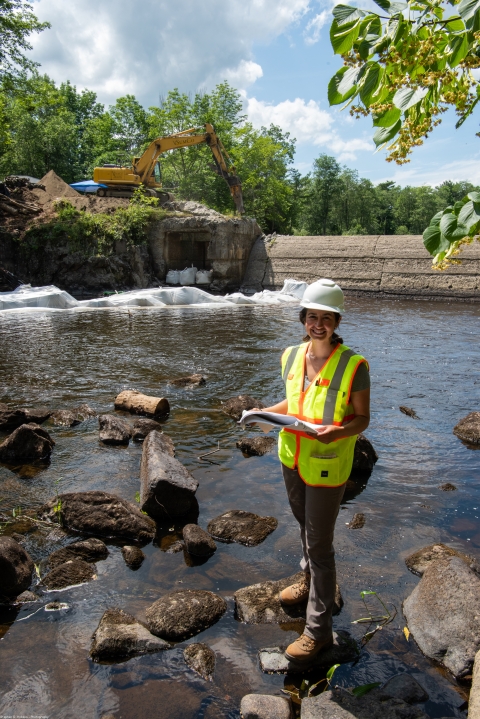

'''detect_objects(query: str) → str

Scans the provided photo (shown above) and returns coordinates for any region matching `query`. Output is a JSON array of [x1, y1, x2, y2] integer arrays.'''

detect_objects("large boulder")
[[184, 642, 216, 681], [235, 572, 343, 624], [405, 543, 480, 577], [140, 430, 198, 519], [349, 433, 378, 479], [183, 524, 216, 557], [453, 411, 480, 445], [0, 423, 55, 463], [38, 490, 156, 542], [403, 556, 480, 678], [236, 436, 276, 456], [90, 607, 169, 662], [259, 631, 358, 674], [207, 510, 277, 546], [222, 395, 265, 422], [98, 414, 132, 446], [41, 558, 97, 590], [0, 405, 51, 432], [470, 650, 480, 719], [0, 536, 34, 600], [240, 694, 293, 719], [300, 687, 428, 719], [146, 589, 227, 641], [47, 538, 109, 568]]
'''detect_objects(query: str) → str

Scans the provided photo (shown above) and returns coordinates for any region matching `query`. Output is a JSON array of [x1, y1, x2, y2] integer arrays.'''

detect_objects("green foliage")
[[422, 191, 479, 266], [134, 491, 141, 503], [351, 682, 382, 697], [0, 0, 50, 80], [328, 0, 480, 165]]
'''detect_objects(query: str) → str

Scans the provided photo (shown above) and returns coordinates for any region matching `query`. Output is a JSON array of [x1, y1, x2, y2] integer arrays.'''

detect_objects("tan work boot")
[[285, 633, 333, 663], [279, 573, 311, 605]]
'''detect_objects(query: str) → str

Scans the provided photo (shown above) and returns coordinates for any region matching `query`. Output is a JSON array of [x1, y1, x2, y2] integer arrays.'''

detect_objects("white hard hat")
[[300, 278, 345, 313]]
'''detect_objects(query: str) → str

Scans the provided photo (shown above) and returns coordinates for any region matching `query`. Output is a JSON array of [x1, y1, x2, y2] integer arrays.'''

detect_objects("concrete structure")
[[242, 234, 480, 301]]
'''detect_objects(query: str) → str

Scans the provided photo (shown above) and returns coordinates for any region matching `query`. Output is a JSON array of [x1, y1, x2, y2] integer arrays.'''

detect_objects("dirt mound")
[[32, 170, 80, 205]]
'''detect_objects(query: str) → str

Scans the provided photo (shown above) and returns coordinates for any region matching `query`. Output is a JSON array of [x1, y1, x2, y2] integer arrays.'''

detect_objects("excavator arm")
[[133, 123, 244, 214]]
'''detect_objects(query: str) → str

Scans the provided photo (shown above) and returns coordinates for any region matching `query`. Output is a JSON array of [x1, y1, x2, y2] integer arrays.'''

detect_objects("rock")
[[169, 374, 206, 388], [47, 538, 109, 568], [0, 536, 34, 599], [184, 642, 216, 680], [301, 687, 428, 719], [0, 423, 55, 463], [41, 558, 97, 589], [222, 395, 265, 422], [348, 513, 365, 529], [350, 433, 378, 479], [183, 524, 216, 557], [240, 694, 293, 719], [146, 589, 227, 641], [235, 572, 343, 624], [132, 417, 163, 442], [90, 607, 169, 662], [439, 482, 457, 491], [453, 411, 480, 445], [470, 649, 480, 719], [140, 430, 198, 519], [38, 490, 156, 542], [45, 601, 69, 611], [98, 414, 132, 446], [121, 545, 145, 569], [207, 509, 277, 546], [382, 675, 429, 704], [405, 543, 480, 577], [114, 390, 169, 418], [0, 406, 51, 432], [14, 590, 40, 604], [399, 406, 419, 419], [165, 540, 184, 554], [259, 631, 358, 674], [236, 436, 276, 456], [403, 556, 480, 678], [50, 404, 95, 427]]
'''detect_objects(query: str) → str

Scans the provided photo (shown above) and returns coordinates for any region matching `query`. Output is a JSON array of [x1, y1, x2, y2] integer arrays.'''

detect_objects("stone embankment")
[[242, 233, 480, 301]]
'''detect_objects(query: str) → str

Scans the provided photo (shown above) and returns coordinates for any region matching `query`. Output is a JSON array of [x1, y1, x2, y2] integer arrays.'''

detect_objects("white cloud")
[[304, 9, 331, 44], [377, 156, 480, 187], [29, 0, 309, 105]]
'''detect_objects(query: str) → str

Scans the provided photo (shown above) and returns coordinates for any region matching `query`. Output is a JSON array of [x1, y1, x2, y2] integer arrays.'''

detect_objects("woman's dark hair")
[[299, 307, 343, 345]]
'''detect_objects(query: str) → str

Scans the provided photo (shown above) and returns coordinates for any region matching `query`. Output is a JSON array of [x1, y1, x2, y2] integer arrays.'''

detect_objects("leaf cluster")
[[423, 190, 479, 266]]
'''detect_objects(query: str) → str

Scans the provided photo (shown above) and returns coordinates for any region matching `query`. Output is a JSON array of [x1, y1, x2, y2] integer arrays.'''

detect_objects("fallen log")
[[114, 390, 170, 418]]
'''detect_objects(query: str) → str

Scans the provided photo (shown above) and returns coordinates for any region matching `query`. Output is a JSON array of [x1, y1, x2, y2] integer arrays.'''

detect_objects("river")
[[0, 296, 478, 718]]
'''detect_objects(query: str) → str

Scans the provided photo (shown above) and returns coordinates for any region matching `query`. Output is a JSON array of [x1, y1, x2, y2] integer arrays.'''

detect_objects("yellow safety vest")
[[278, 342, 367, 487]]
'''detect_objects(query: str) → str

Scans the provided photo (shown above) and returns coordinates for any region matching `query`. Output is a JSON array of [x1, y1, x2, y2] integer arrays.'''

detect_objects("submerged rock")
[[183, 642, 216, 680], [235, 572, 343, 624], [146, 589, 227, 641], [240, 694, 293, 719], [439, 482, 457, 491], [0, 423, 55, 463], [140, 430, 198, 519], [132, 417, 163, 442], [50, 404, 95, 427], [259, 631, 358, 674], [403, 556, 480, 678], [0, 405, 51, 432], [405, 543, 480, 577], [453, 411, 480, 445], [382, 675, 429, 704], [98, 414, 132, 446], [114, 390, 169, 418], [169, 374, 206, 388], [0, 537, 34, 599], [207, 510, 277, 546], [121, 545, 145, 569], [90, 607, 169, 662], [348, 513, 365, 529], [48, 538, 109, 568], [350, 433, 378, 479], [183, 524, 216, 557], [236, 436, 276, 456], [222, 395, 265, 422], [41, 558, 97, 590], [301, 687, 428, 719], [38, 490, 156, 542]]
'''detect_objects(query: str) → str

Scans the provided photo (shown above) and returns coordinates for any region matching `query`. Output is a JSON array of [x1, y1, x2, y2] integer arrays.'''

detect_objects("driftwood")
[[114, 390, 170, 418]]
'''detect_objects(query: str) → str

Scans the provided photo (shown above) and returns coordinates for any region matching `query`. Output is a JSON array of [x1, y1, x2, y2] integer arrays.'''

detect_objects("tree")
[[304, 155, 342, 235], [327, 0, 480, 266], [0, 0, 50, 80]]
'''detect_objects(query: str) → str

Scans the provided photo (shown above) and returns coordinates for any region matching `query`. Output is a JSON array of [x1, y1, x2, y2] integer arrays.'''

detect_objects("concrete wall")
[[241, 234, 480, 301]]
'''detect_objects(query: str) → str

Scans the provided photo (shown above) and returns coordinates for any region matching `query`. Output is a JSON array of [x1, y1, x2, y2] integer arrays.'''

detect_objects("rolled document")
[[239, 410, 319, 435]]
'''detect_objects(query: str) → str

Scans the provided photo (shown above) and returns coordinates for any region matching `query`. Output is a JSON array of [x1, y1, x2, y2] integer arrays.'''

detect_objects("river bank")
[[0, 297, 478, 718]]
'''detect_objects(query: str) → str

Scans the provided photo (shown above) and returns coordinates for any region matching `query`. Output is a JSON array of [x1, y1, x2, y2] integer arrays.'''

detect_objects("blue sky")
[[29, 0, 480, 187]]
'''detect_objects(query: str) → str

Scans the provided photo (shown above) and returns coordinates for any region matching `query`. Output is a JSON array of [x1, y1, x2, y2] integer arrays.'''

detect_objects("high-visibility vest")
[[278, 342, 367, 487]]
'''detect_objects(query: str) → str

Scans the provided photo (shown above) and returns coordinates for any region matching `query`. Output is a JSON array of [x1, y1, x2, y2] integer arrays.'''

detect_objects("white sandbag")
[[195, 270, 213, 285], [0, 285, 79, 311], [166, 270, 180, 285], [179, 267, 197, 286], [280, 279, 308, 299]]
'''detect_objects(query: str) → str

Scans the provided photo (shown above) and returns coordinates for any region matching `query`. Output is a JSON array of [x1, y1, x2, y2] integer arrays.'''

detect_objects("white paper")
[[239, 410, 320, 435]]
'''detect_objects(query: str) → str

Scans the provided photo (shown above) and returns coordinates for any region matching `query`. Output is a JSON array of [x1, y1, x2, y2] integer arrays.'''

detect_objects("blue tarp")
[[70, 180, 107, 193]]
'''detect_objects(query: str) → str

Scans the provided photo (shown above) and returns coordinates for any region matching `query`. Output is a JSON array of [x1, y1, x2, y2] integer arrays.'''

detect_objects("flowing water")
[[0, 297, 478, 718]]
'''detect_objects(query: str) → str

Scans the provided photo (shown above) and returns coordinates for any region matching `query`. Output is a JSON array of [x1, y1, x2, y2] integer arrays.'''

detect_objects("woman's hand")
[[315, 425, 344, 444]]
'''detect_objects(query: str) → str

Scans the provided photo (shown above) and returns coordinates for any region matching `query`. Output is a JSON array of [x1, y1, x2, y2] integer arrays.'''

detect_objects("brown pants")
[[282, 464, 345, 641]]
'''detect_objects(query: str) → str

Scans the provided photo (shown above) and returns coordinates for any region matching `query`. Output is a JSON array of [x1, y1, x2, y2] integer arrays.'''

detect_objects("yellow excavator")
[[93, 123, 244, 214]]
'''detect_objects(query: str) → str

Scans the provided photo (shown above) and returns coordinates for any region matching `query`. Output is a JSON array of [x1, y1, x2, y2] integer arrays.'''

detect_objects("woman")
[[260, 278, 370, 664]]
